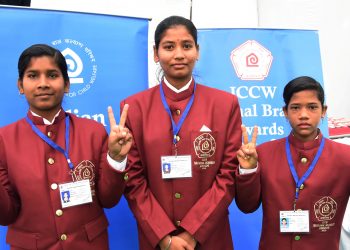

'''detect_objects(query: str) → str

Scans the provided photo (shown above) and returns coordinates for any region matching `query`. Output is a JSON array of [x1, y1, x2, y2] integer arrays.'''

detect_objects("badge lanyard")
[[159, 82, 196, 154], [285, 137, 325, 211], [25, 115, 74, 171]]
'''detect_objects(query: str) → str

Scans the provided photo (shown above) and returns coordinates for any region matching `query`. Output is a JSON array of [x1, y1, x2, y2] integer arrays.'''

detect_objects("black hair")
[[283, 76, 325, 107], [18, 44, 69, 82], [154, 15, 198, 50]]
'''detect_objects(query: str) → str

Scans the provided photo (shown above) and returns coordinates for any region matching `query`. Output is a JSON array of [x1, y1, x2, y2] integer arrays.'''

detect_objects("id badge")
[[161, 155, 192, 179], [59, 179, 93, 208], [280, 210, 310, 233]]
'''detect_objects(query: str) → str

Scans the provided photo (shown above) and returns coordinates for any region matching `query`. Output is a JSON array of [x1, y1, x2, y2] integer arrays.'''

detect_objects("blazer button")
[[60, 234, 67, 241], [174, 193, 182, 199], [175, 220, 181, 226], [56, 209, 63, 217], [48, 158, 55, 165], [176, 109, 181, 115], [294, 235, 301, 241], [176, 136, 180, 142], [124, 173, 129, 181], [47, 131, 52, 138], [51, 183, 58, 190], [299, 184, 304, 190], [300, 157, 307, 164]]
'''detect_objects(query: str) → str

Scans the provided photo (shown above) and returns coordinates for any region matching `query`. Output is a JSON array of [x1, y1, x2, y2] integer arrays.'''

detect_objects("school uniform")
[[121, 79, 242, 250], [0, 109, 127, 250], [235, 133, 350, 250]]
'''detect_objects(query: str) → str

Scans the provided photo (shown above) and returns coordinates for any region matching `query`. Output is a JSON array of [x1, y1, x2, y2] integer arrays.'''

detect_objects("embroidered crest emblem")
[[194, 133, 216, 158], [193, 133, 216, 169], [314, 196, 337, 221], [71, 160, 96, 195]]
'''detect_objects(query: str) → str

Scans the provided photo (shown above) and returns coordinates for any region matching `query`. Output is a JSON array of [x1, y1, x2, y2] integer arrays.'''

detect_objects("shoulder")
[[123, 85, 159, 104], [0, 118, 26, 135], [257, 137, 285, 151], [68, 113, 106, 135], [196, 83, 239, 105]]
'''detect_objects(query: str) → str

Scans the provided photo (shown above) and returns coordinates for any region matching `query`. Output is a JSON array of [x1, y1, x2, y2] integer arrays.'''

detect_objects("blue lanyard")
[[25, 115, 74, 170], [159, 82, 196, 144], [285, 136, 325, 209]]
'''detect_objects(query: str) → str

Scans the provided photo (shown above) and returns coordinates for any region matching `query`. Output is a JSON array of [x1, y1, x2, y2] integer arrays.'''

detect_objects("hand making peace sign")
[[237, 125, 258, 169], [107, 104, 133, 162]]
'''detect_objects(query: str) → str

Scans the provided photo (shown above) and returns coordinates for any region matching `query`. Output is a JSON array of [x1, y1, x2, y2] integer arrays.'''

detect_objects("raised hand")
[[237, 125, 258, 169], [107, 104, 133, 162]]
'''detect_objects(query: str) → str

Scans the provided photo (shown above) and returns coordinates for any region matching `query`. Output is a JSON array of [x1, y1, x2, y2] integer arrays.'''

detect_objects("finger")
[[108, 106, 117, 129], [119, 104, 129, 128], [251, 126, 258, 145], [242, 125, 249, 145]]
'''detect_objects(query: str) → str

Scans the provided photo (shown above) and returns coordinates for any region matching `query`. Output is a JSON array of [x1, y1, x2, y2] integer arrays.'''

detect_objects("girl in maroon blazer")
[[0, 44, 132, 249], [121, 16, 242, 250], [235, 76, 350, 250]]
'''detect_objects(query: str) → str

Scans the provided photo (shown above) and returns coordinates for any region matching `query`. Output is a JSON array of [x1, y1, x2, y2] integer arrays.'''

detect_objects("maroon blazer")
[[122, 80, 242, 250], [235, 133, 350, 250], [0, 110, 127, 250]]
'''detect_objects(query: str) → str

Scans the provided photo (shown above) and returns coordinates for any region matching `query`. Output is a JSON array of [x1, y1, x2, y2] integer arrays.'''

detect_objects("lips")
[[35, 93, 53, 98], [298, 123, 311, 128]]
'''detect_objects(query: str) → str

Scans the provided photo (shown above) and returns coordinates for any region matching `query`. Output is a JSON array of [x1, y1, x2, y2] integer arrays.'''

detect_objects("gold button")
[[300, 157, 307, 164], [47, 131, 52, 138], [174, 193, 182, 199], [176, 109, 181, 115], [176, 136, 180, 142], [294, 235, 301, 241], [175, 220, 181, 226], [48, 158, 55, 164], [56, 209, 63, 217], [124, 173, 129, 181], [51, 183, 58, 190], [299, 184, 304, 190], [60, 234, 67, 241]]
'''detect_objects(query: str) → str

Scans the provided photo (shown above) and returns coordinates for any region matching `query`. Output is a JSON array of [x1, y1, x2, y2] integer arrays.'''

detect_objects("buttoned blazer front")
[[0, 110, 127, 250], [235, 133, 350, 250], [122, 81, 242, 250]]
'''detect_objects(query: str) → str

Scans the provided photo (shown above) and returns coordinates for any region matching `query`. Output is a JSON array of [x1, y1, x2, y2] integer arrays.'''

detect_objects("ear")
[[196, 45, 200, 61], [64, 80, 70, 93], [321, 105, 328, 118], [17, 79, 24, 94], [283, 106, 288, 118], [153, 45, 159, 63]]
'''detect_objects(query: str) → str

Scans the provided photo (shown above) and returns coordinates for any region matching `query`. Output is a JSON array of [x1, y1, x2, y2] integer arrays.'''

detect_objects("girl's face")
[[154, 25, 199, 89], [18, 56, 69, 120], [283, 90, 327, 142]]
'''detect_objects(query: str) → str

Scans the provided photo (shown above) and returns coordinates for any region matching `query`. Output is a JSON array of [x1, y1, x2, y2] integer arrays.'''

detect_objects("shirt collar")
[[163, 77, 192, 93], [30, 110, 61, 125]]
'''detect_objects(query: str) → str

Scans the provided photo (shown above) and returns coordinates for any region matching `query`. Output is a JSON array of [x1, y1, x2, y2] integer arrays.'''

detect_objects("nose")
[[37, 75, 50, 89], [299, 107, 309, 120], [174, 47, 185, 60]]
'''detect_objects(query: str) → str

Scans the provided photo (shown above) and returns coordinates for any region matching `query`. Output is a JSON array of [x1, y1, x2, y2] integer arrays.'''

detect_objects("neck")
[[31, 107, 61, 123], [292, 129, 319, 142], [165, 76, 192, 90]]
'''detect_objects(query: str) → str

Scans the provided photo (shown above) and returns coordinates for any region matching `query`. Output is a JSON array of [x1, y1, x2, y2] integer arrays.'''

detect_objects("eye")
[[26, 73, 37, 79], [183, 43, 193, 49], [308, 105, 319, 110], [48, 73, 59, 79], [290, 105, 299, 111], [163, 44, 174, 50]]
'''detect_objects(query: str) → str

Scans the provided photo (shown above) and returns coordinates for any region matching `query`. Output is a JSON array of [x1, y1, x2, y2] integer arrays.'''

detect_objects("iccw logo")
[[230, 40, 272, 81], [51, 39, 97, 97]]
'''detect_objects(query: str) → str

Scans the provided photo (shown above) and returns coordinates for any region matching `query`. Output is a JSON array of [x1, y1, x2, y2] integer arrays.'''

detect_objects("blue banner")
[[0, 6, 148, 249], [195, 28, 326, 250]]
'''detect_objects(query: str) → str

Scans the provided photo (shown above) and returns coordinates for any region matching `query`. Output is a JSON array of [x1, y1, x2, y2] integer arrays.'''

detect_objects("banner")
[[0, 6, 148, 249], [195, 28, 326, 250]]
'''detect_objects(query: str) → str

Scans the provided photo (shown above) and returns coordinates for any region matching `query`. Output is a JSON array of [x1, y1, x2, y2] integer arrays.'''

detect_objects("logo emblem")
[[194, 133, 216, 159], [230, 40, 273, 80], [314, 196, 337, 221], [51, 39, 98, 97], [71, 160, 96, 194]]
